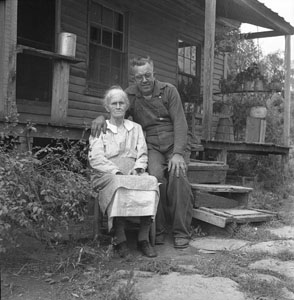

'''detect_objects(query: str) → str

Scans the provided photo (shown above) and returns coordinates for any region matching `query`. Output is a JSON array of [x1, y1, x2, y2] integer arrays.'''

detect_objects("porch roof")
[[216, 0, 294, 36], [167, 0, 294, 36]]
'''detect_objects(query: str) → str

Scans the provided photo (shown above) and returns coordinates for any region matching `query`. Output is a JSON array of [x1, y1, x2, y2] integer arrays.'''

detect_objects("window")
[[87, 2, 125, 95], [16, 0, 55, 103], [177, 40, 201, 111]]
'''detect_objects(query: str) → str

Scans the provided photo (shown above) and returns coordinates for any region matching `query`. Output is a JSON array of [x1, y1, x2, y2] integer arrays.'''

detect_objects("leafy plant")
[[0, 139, 96, 252], [215, 27, 242, 55]]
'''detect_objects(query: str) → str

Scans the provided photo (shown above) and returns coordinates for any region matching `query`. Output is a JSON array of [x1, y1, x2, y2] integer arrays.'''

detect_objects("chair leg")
[[150, 221, 156, 247]]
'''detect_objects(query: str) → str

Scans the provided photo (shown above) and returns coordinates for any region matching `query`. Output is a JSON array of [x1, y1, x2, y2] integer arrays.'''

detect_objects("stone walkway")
[[129, 224, 294, 300]]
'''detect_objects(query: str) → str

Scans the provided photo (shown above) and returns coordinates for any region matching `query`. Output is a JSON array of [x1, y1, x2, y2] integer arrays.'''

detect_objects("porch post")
[[0, 0, 18, 121], [202, 0, 216, 141], [283, 35, 291, 147]]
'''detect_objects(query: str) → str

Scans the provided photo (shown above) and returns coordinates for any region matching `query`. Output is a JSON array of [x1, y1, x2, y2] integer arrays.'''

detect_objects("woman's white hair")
[[103, 85, 129, 108]]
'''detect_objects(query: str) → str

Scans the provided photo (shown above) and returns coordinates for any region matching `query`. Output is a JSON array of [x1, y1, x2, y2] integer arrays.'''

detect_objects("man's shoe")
[[174, 237, 190, 249], [155, 233, 165, 245], [113, 241, 129, 258], [138, 240, 157, 258]]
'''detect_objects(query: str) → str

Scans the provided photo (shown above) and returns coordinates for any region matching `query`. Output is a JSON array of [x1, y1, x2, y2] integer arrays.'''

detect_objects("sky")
[[240, 0, 294, 56]]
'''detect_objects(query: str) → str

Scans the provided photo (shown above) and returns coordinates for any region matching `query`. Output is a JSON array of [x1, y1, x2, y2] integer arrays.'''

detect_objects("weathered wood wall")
[[12, 0, 224, 136]]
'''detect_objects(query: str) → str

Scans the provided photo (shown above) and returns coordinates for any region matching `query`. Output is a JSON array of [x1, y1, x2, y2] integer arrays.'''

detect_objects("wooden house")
[[1, 0, 293, 149], [1, 0, 293, 229]]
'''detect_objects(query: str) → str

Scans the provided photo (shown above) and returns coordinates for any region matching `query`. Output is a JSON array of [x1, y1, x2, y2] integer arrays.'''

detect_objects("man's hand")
[[91, 116, 107, 137], [168, 153, 187, 177]]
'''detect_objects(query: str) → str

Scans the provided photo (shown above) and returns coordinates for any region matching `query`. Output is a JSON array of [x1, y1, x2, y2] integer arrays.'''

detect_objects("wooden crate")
[[245, 117, 266, 143], [188, 161, 229, 184]]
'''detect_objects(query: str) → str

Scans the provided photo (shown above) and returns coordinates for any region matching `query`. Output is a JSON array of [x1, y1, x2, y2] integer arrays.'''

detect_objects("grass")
[[139, 258, 181, 275], [238, 274, 285, 299], [232, 223, 281, 241]]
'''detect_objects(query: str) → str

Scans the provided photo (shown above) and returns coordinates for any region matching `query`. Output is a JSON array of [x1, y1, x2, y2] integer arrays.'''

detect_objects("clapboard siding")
[[128, 3, 205, 86], [61, 0, 92, 123], [55, 0, 225, 129]]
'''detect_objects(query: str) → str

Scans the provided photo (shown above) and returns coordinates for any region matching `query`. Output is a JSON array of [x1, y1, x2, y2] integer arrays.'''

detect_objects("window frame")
[[85, 1, 127, 97], [177, 38, 201, 111]]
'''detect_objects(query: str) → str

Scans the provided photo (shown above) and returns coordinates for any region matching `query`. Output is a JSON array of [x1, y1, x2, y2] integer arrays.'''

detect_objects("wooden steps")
[[191, 183, 276, 227], [192, 207, 277, 228], [188, 161, 229, 184], [191, 183, 252, 207]]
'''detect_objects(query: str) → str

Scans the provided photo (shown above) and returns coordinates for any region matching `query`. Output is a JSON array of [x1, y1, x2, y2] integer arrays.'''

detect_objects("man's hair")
[[130, 56, 154, 70], [104, 85, 129, 107]]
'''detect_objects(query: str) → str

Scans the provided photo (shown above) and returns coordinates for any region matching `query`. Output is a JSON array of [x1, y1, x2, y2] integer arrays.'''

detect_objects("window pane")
[[114, 12, 123, 31], [100, 65, 110, 84], [178, 47, 184, 56], [113, 32, 123, 50], [90, 3, 101, 23], [191, 60, 196, 76], [90, 26, 101, 43], [191, 46, 196, 60], [102, 29, 112, 47], [184, 47, 190, 58], [184, 58, 190, 74], [102, 7, 113, 28], [178, 55, 183, 72]]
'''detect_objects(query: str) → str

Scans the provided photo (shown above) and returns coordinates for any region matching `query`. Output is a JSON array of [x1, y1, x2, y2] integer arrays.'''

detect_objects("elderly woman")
[[88, 86, 159, 258]]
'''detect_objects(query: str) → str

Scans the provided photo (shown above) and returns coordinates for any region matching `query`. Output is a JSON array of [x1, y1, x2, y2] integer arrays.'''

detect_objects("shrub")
[[0, 140, 96, 252]]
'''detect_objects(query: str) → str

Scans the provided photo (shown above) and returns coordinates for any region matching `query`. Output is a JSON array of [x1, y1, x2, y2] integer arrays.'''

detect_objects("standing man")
[[91, 56, 193, 249]]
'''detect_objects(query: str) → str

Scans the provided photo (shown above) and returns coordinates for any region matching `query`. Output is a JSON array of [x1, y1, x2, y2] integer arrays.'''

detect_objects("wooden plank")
[[192, 208, 228, 228], [199, 206, 235, 218], [51, 61, 70, 124], [0, 0, 5, 118], [188, 168, 227, 184], [283, 35, 291, 147], [259, 119, 266, 143], [202, 0, 216, 140], [194, 191, 239, 208], [1, 0, 18, 121], [194, 207, 276, 227], [217, 209, 264, 216], [230, 214, 275, 223], [191, 183, 253, 193]]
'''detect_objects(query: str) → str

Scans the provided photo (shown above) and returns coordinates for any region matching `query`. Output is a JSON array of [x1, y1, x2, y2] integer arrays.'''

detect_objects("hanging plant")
[[215, 27, 242, 55]]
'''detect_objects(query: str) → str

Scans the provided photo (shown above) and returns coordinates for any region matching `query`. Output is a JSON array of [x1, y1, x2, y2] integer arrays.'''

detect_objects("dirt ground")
[[1, 193, 294, 300]]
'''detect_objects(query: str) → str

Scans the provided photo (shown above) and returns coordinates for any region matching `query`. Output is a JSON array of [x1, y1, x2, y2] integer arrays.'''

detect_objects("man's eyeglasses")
[[134, 72, 153, 82]]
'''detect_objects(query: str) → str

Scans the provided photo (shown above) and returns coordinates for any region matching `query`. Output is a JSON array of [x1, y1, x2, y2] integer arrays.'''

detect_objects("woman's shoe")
[[138, 240, 157, 257], [113, 241, 129, 258]]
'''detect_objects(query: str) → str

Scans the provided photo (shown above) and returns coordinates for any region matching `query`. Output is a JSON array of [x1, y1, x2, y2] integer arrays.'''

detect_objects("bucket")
[[215, 117, 234, 142], [58, 32, 77, 57]]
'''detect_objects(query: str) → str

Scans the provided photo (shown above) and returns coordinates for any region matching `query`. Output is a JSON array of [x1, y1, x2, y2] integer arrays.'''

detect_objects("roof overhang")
[[216, 0, 294, 36]]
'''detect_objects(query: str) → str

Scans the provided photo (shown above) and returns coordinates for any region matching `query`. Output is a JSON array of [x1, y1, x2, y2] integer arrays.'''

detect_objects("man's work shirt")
[[125, 80, 188, 156]]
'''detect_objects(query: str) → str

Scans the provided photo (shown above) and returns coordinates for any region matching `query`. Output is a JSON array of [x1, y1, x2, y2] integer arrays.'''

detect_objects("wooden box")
[[245, 116, 266, 143], [188, 161, 229, 184]]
